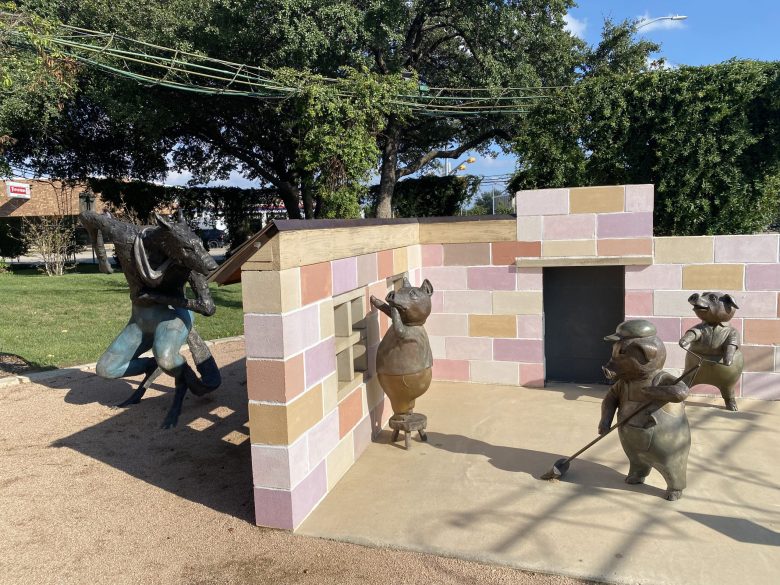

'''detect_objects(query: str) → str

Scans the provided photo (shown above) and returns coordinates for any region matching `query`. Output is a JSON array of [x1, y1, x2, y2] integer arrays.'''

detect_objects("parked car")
[[198, 228, 226, 249]]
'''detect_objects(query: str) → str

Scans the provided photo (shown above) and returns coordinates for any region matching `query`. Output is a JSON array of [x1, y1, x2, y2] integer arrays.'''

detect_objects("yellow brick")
[[492, 291, 544, 315], [469, 314, 517, 338], [542, 239, 597, 257], [569, 186, 624, 213], [248, 384, 323, 445], [407, 245, 422, 270], [326, 435, 355, 490], [393, 247, 409, 275], [655, 236, 714, 264], [241, 268, 301, 314], [319, 299, 335, 339], [321, 372, 339, 414], [682, 264, 744, 291]]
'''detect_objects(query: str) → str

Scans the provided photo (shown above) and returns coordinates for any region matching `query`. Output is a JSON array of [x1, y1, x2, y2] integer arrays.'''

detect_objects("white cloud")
[[564, 13, 587, 39], [636, 13, 688, 33]]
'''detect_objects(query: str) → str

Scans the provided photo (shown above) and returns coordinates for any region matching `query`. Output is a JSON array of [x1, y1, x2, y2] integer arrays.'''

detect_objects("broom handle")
[[563, 362, 701, 465]]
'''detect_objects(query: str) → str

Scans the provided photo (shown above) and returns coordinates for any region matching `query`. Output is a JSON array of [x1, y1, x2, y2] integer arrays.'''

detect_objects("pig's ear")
[[687, 293, 700, 305], [421, 279, 434, 296], [722, 293, 739, 310]]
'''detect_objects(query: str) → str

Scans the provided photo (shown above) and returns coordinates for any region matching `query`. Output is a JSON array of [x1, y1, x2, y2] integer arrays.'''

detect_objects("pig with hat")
[[600, 319, 691, 501]]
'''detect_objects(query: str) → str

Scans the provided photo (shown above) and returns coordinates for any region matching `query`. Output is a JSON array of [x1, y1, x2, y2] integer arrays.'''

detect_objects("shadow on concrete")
[[680, 512, 780, 546], [50, 356, 255, 523], [425, 431, 668, 498], [540, 382, 608, 401]]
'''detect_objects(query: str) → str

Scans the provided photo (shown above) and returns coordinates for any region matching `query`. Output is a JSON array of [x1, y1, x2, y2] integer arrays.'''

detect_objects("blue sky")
[[169, 1, 779, 194]]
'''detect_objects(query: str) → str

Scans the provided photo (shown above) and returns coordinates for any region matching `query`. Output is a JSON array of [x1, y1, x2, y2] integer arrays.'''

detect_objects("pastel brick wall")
[[422, 243, 545, 388], [517, 185, 654, 260], [243, 246, 419, 529], [627, 234, 780, 399]]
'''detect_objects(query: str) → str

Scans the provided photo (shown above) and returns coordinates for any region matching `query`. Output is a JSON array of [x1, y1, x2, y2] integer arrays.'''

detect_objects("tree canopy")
[[512, 58, 780, 235]]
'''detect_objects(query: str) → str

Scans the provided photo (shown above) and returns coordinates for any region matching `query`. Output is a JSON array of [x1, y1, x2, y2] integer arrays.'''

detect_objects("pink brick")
[[307, 409, 340, 468], [625, 291, 653, 316], [687, 383, 722, 397], [432, 359, 470, 381], [467, 266, 516, 290], [745, 265, 780, 291], [517, 268, 543, 291], [649, 317, 682, 342], [519, 363, 545, 387], [289, 461, 327, 528], [356, 253, 378, 287], [742, 373, 780, 400], [443, 290, 492, 314], [543, 214, 596, 240], [422, 244, 444, 266], [245, 314, 283, 359], [625, 265, 682, 290], [281, 305, 320, 357], [714, 235, 779, 263], [425, 314, 468, 337], [730, 292, 778, 318], [431, 290, 444, 312], [517, 315, 543, 339], [253, 486, 294, 530], [516, 188, 569, 216], [494, 338, 544, 362], [682, 317, 742, 337], [332, 257, 358, 296], [429, 336, 446, 359], [304, 337, 336, 387], [420, 266, 468, 291], [597, 212, 653, 238], [446, 337, 493, 360], [625, 184, 654, 212], [663, 343, 686, 369], [353, 414, 373, 459], [251, 439, 309, 490]]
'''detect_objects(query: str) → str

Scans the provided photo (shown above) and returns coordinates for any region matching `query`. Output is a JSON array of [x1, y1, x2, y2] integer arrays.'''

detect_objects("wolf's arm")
[[78, 211, 113, 274], [138, 271, 216, 316]]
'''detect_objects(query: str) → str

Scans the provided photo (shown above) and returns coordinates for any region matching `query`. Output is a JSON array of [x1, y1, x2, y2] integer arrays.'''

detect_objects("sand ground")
[[0, 339, 590, 585]]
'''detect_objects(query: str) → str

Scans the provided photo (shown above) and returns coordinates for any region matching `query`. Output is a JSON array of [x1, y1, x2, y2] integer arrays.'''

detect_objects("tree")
[[366, 174, 480, 217], [512, 62, 780, 234]]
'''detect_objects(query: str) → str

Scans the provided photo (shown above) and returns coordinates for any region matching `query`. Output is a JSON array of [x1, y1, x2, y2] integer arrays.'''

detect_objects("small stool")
[[388, 413, 428, 449]]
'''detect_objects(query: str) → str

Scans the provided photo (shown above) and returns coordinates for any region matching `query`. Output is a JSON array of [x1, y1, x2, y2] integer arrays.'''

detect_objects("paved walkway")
[[0, 339, 590, 585], [300, 381, 780, 585]]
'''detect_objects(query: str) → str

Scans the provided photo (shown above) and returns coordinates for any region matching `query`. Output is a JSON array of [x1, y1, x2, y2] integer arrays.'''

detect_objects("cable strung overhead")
[[2, 13, 557, 116]]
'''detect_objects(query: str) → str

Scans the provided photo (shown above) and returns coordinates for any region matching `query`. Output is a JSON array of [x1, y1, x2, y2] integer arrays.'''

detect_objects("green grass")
[[0, 265, 243, 369]]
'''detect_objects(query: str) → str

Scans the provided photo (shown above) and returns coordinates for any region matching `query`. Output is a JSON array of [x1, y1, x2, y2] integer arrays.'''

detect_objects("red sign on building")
[[6, 182, 31, 199]]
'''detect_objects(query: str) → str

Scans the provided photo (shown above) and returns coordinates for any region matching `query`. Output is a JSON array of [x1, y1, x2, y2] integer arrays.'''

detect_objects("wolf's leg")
[[153, 309, 192, 428], [185, 328, 221, 396], [97, 320, 154, 379]]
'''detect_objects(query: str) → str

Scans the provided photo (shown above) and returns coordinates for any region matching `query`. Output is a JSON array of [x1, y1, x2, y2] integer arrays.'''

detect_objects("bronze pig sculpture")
[[679, 292, 743, 411], [600, 320, 691, 501], [370, 278, 434, 418]]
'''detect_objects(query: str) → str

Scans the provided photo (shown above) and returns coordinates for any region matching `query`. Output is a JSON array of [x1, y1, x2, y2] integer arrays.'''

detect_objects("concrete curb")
[[0, 335, 245, 389]]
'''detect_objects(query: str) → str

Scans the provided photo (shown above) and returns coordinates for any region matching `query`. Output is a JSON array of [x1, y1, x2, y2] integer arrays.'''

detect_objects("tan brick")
[[326, 435, 355, 490], [682, 264, 744, 291], [744, 320, 780, 345], [542, 239, 597, 257], [597, 238, 653, 257], [443, 243, 491, 266], [248, 384, 323, 445], [493, 291, 544, 315], [469, 314, 517, 338], [654, 236, 714, 264], [407, 245, 422, 270], [321, 372, 339, 414], [569, 186, 624, 213], [742, 345, 775, 372], [242, 268, 301, 314], [392, 247, 409, 275], [319, 299, 335, 340]]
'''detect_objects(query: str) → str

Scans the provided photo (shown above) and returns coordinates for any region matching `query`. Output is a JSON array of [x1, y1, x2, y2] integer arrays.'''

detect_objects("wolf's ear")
[[421, 279, 434, 296], [402, 276, 412, 288], [155, 213, 173, 230], [722, 293, 739, 310]]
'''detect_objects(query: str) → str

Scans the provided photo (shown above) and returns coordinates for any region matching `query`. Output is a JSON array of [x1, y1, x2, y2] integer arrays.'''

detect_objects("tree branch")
[[397, 129, 510, 179]]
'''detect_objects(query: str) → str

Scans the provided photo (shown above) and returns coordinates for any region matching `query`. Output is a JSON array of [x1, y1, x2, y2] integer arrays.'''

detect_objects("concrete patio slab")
[[299, 381, 780, 585]]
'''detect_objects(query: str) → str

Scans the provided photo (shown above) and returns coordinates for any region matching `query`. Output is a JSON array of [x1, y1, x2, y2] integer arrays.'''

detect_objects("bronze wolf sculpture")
[[80, 210, 221, 428]]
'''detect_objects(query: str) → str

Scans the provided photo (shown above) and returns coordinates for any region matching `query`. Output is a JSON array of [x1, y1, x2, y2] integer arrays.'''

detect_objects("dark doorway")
[[543, 266, 625, 383]]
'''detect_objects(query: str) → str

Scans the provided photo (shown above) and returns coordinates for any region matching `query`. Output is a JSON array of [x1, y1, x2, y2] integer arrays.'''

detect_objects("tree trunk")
[[377, 120, 400, 218], [279, 183, 303, 220]]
